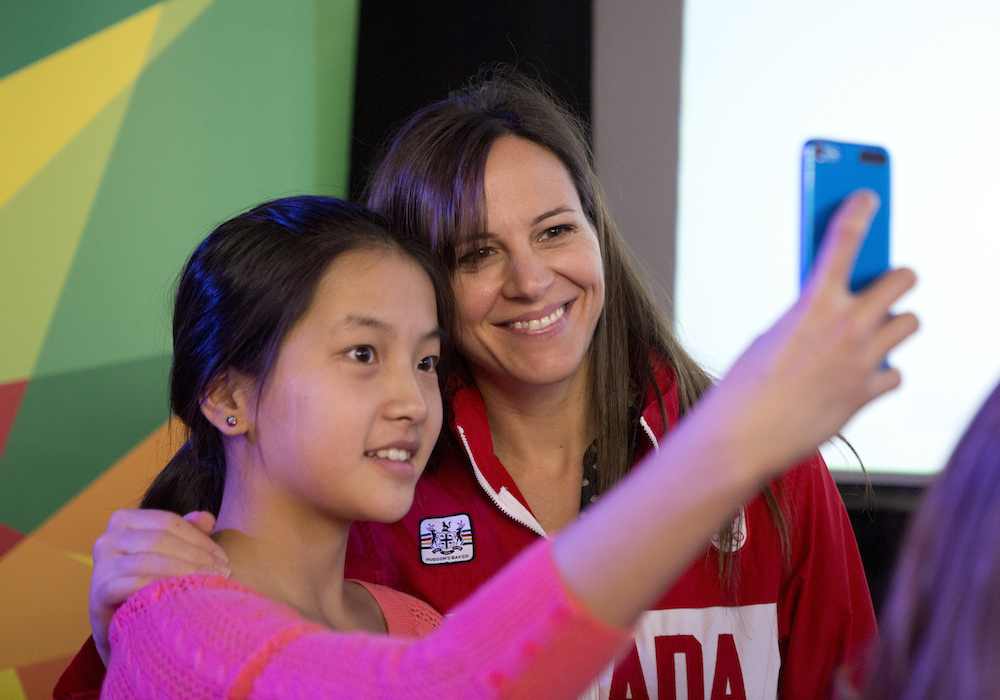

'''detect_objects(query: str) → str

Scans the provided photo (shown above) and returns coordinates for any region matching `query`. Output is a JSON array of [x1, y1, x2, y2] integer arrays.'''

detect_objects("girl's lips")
[[368, 455, 420, 480]]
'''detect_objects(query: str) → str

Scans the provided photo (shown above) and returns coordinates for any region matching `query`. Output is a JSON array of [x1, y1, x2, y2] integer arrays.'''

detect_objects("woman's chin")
[[504, 358, 588, 392]]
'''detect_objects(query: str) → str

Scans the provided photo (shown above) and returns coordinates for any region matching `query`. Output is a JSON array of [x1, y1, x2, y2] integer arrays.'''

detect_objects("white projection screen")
[[675, 2, 1000, 475]]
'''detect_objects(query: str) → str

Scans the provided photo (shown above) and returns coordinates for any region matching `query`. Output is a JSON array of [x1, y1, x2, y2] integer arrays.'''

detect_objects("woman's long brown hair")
[[364, 68, 788, 581]]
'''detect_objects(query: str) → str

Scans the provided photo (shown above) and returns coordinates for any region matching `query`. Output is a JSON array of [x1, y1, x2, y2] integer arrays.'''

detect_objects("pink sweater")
[[350, 579, 442, 637], [102, 540, 630, 699]]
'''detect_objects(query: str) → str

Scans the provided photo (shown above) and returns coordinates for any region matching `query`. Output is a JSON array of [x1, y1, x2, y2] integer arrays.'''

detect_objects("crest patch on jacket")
[[420, 513, 475, 565]]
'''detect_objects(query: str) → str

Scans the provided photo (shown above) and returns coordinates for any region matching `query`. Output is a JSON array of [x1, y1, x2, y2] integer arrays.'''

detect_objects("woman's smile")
[[499, 300, 574, 335]]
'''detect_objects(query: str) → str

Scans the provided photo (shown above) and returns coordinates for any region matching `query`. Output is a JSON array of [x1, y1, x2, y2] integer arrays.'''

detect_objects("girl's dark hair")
[[141, 196, 452, 515], [859, 380, 1000, 699], [364, 69, 787, 580]]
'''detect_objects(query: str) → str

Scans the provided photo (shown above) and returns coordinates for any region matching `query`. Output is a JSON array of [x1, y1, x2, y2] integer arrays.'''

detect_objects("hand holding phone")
[[801, 139, 890, 292]]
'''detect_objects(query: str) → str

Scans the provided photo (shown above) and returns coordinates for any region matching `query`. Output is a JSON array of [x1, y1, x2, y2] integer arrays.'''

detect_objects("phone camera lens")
[[813, 143, 840, 163]]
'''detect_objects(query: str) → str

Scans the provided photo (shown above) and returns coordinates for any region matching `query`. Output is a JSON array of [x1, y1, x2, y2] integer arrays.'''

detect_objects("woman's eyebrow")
[[531, 205, 575, 226], [467, 207, 577, 241], [459, 232, 496, 247]]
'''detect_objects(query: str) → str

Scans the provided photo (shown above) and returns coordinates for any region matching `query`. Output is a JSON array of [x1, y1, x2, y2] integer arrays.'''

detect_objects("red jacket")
[[344, 365, 876, 699], [56, 364, 875, 699]]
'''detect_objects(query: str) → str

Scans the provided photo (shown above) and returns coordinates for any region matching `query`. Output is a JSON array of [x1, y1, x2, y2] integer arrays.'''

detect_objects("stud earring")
[[225, 415, 238, 427]]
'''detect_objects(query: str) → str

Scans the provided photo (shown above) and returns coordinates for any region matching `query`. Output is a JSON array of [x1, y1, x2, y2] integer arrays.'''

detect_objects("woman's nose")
[[502, 248, 554, 301]]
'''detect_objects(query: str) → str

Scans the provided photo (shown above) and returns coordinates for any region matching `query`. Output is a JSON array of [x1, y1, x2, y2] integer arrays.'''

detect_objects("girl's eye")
[[418, 355, 440, 373], [349, 346, 376, 364], [539, 224, 576, 241]]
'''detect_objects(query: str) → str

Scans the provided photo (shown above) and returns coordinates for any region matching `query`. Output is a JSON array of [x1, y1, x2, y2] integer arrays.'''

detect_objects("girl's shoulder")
[[114, 572, 251, 617], [105, 573, 324, 698], [351, 580, 442, 637], [110, 573, 306, 638]]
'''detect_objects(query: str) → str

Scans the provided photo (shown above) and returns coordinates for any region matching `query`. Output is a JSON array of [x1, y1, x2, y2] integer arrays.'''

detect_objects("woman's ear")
[[200, 370, 255, 436]]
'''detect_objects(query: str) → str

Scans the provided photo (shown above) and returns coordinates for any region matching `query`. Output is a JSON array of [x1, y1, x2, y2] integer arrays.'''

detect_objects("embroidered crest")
[[711, 508, 748, 552], [420, 513, 474, 565]]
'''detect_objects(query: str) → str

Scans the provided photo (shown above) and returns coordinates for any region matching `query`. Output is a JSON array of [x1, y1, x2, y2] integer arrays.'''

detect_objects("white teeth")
[[367, 448, 412, 462], [510, 304, 565, 331]]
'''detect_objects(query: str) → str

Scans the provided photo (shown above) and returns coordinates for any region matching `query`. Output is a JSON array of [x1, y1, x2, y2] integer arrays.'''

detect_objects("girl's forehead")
[[315, 250, 434, 311]]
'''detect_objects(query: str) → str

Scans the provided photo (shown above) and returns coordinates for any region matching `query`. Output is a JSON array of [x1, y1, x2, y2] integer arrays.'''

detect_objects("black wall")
[[838, 478, 926, 613], [350, 1, 593, 200]]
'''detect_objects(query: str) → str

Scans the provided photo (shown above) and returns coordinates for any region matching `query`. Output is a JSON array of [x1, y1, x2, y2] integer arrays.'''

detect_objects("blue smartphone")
[[800, 139, 890, 292]]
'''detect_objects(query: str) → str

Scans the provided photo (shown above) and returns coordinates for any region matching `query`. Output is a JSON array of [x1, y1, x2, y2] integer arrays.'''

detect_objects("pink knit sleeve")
[[103, 539, 630, 699]]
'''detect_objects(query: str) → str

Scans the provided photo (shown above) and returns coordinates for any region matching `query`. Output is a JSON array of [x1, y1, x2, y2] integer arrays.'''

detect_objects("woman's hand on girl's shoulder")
[[89, 508, 230, 664]]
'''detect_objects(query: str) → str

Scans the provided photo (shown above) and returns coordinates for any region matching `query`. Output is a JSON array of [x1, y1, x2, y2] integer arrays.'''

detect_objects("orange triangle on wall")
[[16, 655, 72, 700]]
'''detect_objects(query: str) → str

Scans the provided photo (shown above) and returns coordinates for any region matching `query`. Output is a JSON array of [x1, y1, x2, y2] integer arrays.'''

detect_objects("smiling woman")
[[453, 135, 605, 404]]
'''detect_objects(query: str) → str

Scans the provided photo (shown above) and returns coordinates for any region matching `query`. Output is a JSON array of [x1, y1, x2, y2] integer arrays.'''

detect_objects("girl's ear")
[[200, 370, 255, 436]]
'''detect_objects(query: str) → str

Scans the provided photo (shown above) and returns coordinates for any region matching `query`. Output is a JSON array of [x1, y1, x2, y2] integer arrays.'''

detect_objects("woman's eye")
[[539, 224, 575, 241], [457, 247, 495, 267], [349, 346, 376, 364], [418, 355, 440, 373]]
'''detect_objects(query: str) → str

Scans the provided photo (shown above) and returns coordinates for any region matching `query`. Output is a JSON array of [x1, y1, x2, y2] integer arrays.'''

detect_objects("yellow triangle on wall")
[[0, 0, 215, 384], [0, 669, 27, 700], [0, 4, 163, 208], [0, 92, 133, 384]]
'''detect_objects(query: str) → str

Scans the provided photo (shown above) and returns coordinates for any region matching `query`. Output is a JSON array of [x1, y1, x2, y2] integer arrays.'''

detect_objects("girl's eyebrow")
[[341, 314, 389, 331], [339, 315, 442, 341]]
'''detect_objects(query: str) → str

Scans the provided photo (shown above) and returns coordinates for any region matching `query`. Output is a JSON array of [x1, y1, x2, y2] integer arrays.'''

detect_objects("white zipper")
[[639, 415, 660, 452], [456, 424, 547, 537]]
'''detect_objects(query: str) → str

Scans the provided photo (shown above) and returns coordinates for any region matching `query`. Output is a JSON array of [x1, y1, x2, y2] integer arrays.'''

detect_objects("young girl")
[[89, 187, 915, 699], [62, 79, 919, 697]]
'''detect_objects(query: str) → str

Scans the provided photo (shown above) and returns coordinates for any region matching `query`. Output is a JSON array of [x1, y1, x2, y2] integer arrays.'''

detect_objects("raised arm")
[[554, 191, 916, 628]]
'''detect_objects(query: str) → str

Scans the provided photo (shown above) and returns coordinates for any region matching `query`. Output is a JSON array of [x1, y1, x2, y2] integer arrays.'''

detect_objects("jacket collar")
[[636, 355, 681, 450], [448, 358, 680, 535]]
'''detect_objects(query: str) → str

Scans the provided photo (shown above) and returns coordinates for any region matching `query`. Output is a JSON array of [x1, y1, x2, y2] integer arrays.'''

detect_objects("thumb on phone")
[[811, 189, 880, 293]]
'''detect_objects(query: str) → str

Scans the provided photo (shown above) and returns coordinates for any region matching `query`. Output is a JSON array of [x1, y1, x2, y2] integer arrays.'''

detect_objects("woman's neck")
[[212, 460, 383, 634], [473, 362, 593, 479]]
